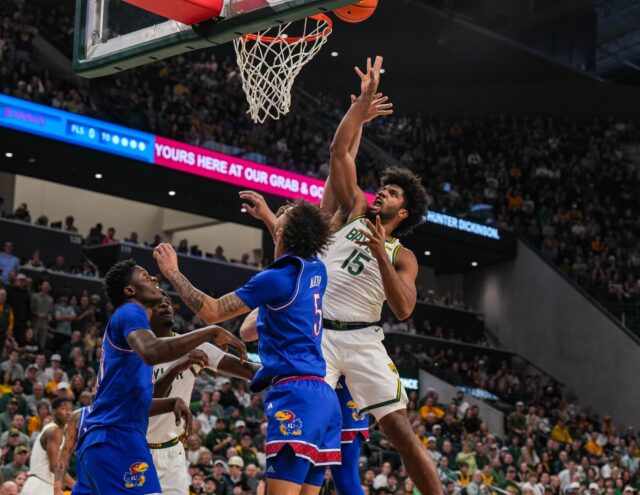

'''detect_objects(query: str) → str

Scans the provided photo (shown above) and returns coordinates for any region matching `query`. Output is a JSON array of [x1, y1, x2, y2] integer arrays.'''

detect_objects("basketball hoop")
[[233, 14, 332, 123]]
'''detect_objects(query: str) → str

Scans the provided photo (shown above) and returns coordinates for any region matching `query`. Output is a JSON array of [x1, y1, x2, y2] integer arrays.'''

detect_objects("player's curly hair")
[[103, 258, 137, 308], [51, 396, 73, 410], [381, 166, 429, 237], [276, 201, 332, 259]]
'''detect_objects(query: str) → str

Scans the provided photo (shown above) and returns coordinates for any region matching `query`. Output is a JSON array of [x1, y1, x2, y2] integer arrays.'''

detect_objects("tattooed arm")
[[153, 243, 250, 324], [54, 410, 80, 494]]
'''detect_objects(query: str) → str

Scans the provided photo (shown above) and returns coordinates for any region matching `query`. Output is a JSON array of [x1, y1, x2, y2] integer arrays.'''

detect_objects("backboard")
[[73, 0, 355, 78]]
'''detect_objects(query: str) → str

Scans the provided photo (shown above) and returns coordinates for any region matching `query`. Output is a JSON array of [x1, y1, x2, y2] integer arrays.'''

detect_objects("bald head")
[[1, 481, 18, 495]]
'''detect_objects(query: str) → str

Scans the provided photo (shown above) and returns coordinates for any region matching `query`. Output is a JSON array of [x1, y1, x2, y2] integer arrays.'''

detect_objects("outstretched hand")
[[172, 349, 209, 373], [355, 215, 387, 259], [153, 243, 179, 278], [350, 92, 393, 123], [208, 325, 248, 363], [239, 190, 276, 224], [355, 55, 384, 99]]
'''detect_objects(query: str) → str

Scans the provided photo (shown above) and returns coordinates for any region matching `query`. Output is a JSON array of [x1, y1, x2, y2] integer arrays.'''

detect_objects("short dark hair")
[[277, 201, 331, 259], [103, 259, 137, 307], [51, 397, 73, 410], [380, 166, 429, 237]]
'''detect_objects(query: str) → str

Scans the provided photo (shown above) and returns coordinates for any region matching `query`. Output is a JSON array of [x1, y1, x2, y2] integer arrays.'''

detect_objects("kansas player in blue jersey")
[[154, 200, 340, 495], [74, 259, 247, 495]]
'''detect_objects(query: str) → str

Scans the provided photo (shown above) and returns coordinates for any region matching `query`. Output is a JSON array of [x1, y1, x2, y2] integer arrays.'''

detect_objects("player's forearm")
[[144, 327, 219, 365], [153, 364, 181, 398], [53, 444, 73, 482], [375, 253, 416, 321], [328, 102, 369, 207], [164, 270, 247, 324], [217, 354, 260, 381], [149, 397, 178, 416]]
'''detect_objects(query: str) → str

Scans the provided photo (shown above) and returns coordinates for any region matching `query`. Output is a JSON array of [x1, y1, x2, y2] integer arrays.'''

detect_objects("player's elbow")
[[393, 304, 414, 322]]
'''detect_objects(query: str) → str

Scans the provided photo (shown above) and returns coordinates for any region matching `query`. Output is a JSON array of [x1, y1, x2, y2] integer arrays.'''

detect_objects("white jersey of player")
[[29, 422, 59, 482], [322, 215, 402, 324], [147, 342, 224, 444]]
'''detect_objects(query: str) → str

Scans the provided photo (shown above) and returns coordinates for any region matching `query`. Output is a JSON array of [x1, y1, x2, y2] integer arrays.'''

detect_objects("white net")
[[233, 14, 332, 124]]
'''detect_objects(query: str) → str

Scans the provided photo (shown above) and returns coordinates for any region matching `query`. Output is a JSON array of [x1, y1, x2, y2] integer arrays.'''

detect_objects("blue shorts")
[[71, 461, 91, 495], [265, 376, 341, 472], [76, 428, 161, 495], [336, 376, 370, 444]]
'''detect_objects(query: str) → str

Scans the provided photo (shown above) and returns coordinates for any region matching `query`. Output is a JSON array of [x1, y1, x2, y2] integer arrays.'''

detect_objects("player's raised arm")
[[153, 243, 252, 325], [326, 56, 393, 219], [239, 308, 259, 342], [127, 323, 247, 365]]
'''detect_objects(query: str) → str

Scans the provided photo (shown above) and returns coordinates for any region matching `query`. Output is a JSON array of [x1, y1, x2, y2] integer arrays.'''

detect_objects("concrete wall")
[[464, 240, 640, 428], [420, 370, 505, 438]]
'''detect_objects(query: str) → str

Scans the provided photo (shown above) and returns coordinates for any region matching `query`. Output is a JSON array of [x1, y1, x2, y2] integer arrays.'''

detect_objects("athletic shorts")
[[323, 327, 408, 420], [335, 376, 370, 444], [71, 463, 92, 495], [21, 475, 53, 495], [77, 428, 161, 495], [150, 440, 189, 495], [264, 376, 342, 468]]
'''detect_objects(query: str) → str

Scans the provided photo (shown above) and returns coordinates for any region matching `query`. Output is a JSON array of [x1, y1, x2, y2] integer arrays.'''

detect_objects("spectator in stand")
[[0, 289, 13, 354], [213, 246, 227, 262], [30, 280, 52, 351], [24, 250, 43, 269], [124, 232, 139, 244], [86, 223, 105, 245], [11, 204, 30, 224], [176, 239, 189, 254], [102, 227, 117, 244], [0, 352, 24, 382], [52, 292, 75, 349], [149, 234, 163, 248], [50, 255, 69, 273], [1, 445, 28, 481], [43, 354, 68, 384], [73, 295, 94, 334], [5, 274, 29, 346], [64, 215, 77, 233]]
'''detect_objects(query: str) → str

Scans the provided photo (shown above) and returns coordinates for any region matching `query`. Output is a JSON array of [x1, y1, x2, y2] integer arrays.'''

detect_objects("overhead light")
[[471, 261, 478, 267], [168, 190, 176, 196], [240, 207, 247, 213], [331, 51, 338, 57], [4, 152, 13, 158], [28, 158, 36, 163], [424, 250, 431, 256], [94, 173, 103, 179], [380, 68, 386, 74]]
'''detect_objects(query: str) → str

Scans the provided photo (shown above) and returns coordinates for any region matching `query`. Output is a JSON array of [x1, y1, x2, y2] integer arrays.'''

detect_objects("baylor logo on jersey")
[[153, 368, 185, 381]]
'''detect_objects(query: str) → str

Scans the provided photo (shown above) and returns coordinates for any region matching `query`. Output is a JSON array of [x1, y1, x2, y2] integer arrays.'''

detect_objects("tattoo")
[[54, 419, 77, 482], [167, 271, 206, 314], [219, 293, 246, 317]]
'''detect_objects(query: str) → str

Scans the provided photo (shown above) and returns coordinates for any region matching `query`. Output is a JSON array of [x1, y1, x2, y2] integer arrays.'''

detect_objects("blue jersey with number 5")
[[236, 254, 327, 390]]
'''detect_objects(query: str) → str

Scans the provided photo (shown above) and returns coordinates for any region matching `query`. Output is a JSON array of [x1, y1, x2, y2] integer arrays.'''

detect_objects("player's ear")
[[398, 208, 409, 221], [123, 285, 135, 298]]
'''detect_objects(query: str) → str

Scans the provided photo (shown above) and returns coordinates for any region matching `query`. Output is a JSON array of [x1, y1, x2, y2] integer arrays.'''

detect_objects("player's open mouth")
[[373, 198, 383, 207]]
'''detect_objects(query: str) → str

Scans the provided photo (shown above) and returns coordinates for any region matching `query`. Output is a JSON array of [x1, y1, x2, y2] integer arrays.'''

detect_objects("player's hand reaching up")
[[153, 243, 180, 277], [355, 55, 384, 99], [239, 190, 276, 224], [208, 325, 248, 363], [355, 215, 387, 260], [350, 92, 393, 123], [173, 398, 192, 438]]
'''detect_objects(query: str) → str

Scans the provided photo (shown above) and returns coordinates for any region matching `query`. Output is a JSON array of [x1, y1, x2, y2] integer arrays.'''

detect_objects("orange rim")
[[242, 13, 332, 44]]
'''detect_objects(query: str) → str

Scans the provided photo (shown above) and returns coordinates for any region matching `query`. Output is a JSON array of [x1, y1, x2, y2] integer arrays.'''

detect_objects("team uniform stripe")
[[341, 429, 370, 443], [266, 441, 342, 465]]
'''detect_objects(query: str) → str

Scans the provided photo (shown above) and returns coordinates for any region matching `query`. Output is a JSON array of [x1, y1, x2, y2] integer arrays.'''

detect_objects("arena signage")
[[1, 95, 502, 241], [425, 211, 501, 240]]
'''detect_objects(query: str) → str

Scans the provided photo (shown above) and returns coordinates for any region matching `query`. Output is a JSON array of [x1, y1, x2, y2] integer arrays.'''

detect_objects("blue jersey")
[[77, 302, 154, 453], [236, 255, 327, 391]]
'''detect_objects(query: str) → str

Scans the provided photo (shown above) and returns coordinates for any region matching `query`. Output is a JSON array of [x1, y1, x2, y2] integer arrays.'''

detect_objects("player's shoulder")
[[114, 301, 146, 319], [395, 245, 418, 268]]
